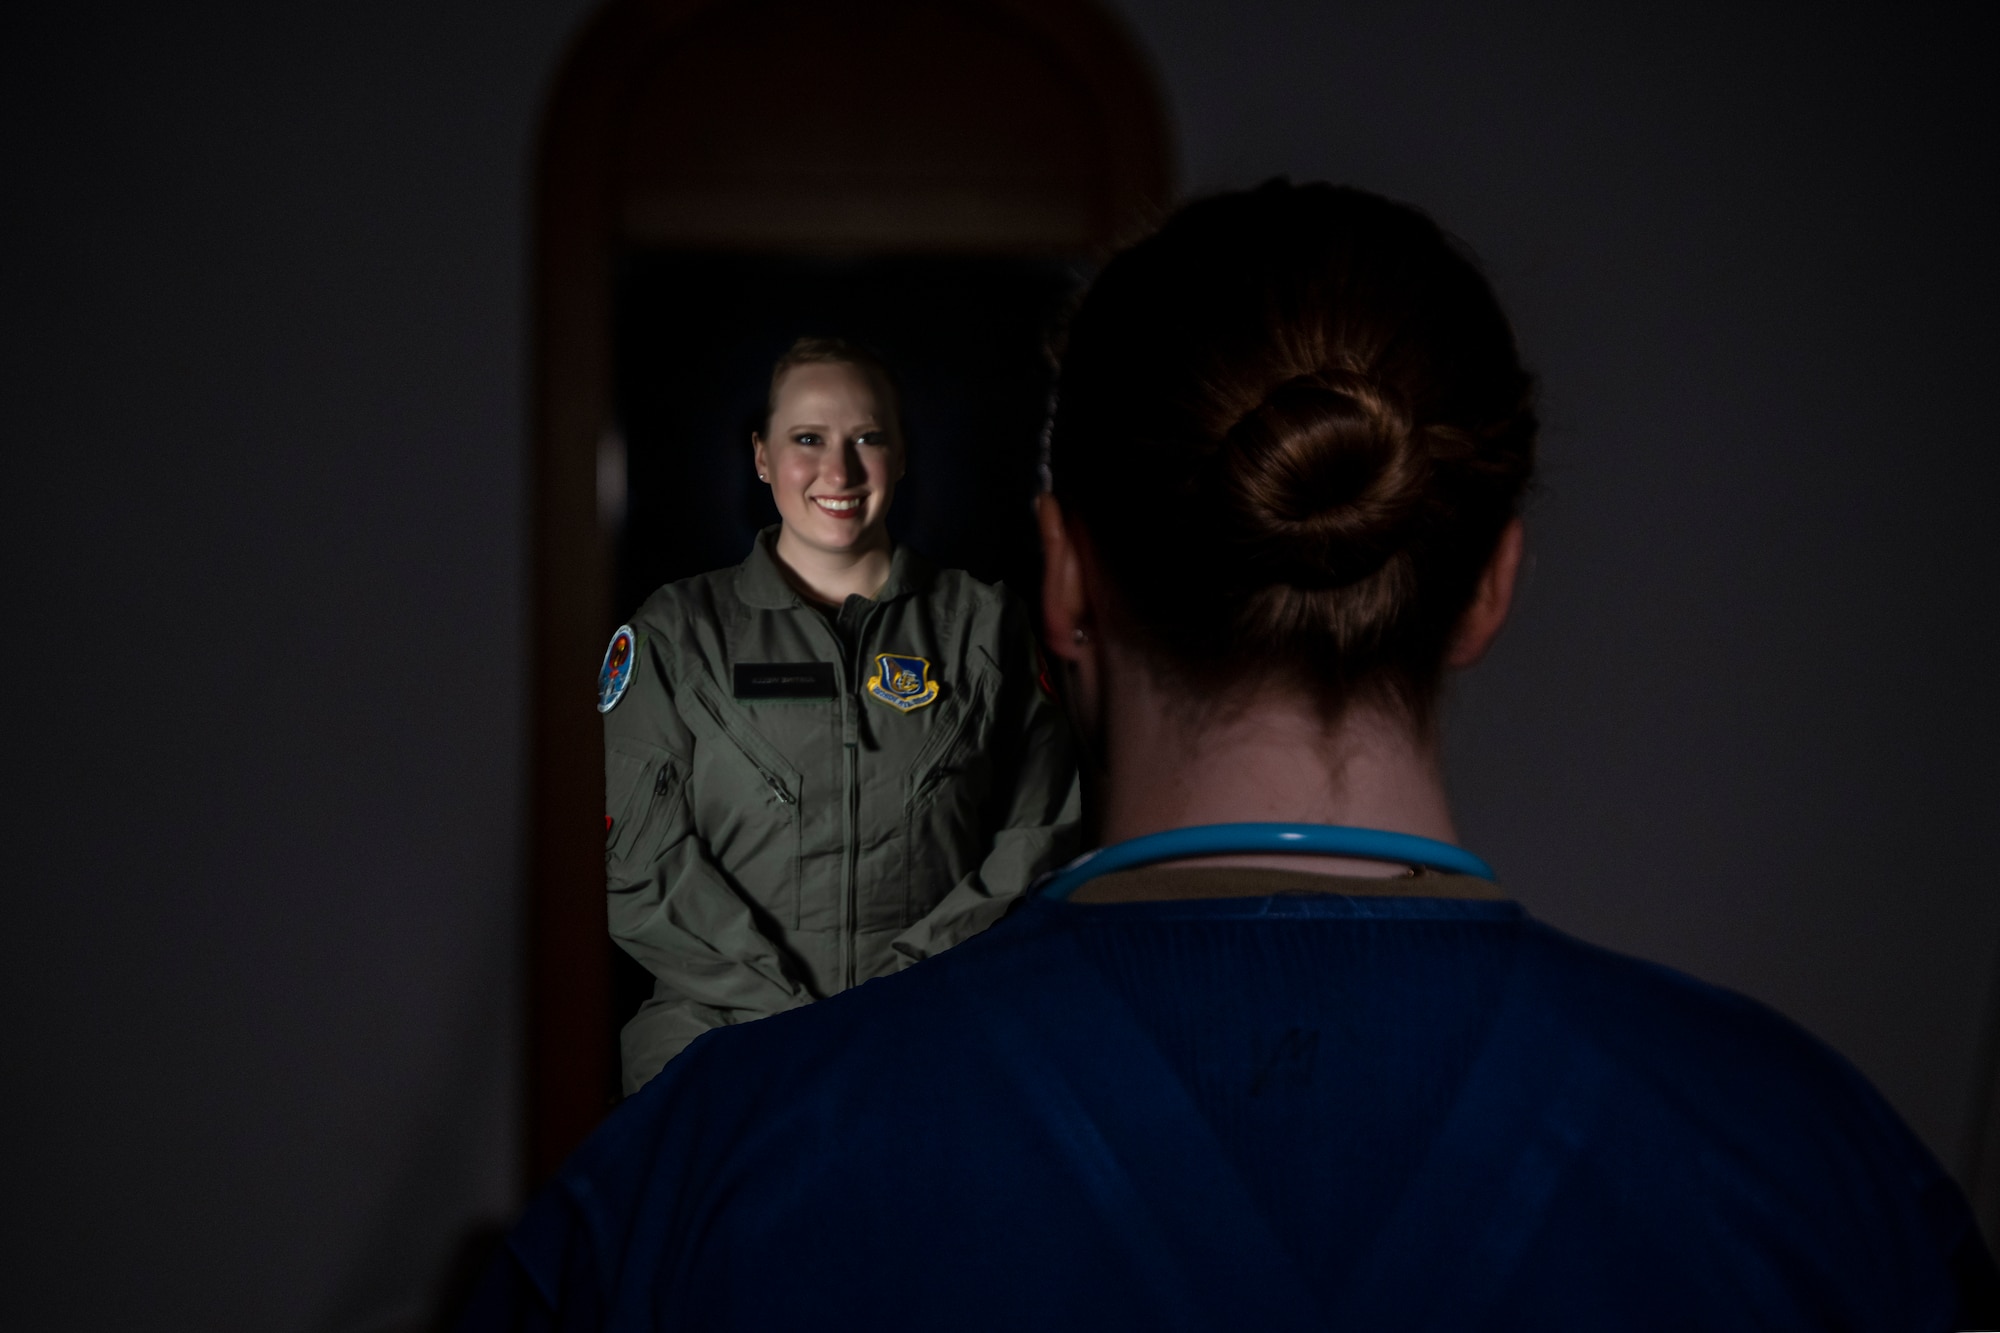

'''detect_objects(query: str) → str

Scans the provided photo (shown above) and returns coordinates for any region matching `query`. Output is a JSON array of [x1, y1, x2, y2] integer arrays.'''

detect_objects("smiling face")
[[753, 360, 904, 560]]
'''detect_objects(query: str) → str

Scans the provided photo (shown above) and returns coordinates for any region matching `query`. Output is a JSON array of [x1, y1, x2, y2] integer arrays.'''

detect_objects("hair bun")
[[1219, 370, 1428, 589], [1047, 182, 1535, 714]]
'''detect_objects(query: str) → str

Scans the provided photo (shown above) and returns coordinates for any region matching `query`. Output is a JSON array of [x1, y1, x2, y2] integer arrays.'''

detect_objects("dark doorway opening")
[[612, 253, 1086, 612], [530, 0, 1171, 1178]]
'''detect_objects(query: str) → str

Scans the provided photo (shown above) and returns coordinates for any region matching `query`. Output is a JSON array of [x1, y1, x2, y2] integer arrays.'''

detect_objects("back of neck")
[[1096, 675, 1459, 874]]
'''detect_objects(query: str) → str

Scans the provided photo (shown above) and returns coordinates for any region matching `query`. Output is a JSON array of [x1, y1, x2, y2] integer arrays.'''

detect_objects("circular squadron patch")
[[597, 624, 636, 714]]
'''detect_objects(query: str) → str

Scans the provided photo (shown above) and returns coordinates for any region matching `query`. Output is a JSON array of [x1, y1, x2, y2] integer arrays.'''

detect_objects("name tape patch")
[[734, 661, 836, 700]]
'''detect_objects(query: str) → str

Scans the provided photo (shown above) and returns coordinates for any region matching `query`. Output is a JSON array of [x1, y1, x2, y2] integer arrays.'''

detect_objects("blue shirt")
[[468, 874, 1997, 1330]]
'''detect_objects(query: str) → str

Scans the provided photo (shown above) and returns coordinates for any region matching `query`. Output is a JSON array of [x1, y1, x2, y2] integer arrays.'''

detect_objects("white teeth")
[[814, 497, 862, 511]]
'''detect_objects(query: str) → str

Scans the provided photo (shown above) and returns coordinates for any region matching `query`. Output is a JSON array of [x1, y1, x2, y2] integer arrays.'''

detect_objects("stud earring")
[[1072, 627, 1088, 645]]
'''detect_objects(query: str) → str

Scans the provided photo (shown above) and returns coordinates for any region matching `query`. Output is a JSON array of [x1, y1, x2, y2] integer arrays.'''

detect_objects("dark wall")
[[2, 1, 1994, 1327], [0, 3, 593, 1329], [1116, 0, 2000, 1173]]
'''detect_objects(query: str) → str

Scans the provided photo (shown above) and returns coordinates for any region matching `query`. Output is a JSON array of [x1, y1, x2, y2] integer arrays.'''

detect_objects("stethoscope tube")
[[1036, 822, 1497, 902]]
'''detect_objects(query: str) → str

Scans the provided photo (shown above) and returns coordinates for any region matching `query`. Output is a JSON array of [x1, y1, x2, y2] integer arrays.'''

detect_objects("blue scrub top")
[[467, 883, 1998, 1330]]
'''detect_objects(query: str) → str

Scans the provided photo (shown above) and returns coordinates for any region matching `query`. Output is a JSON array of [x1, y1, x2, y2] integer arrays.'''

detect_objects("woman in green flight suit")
[[598, 337, 1081, 1091]]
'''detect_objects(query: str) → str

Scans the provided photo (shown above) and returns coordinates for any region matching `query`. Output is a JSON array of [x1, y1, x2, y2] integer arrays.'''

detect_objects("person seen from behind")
[[468, 181, 1999, 1330]]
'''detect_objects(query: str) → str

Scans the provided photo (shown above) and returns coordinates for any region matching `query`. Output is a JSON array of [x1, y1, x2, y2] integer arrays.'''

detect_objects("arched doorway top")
[[545, 0, 1173, 253]]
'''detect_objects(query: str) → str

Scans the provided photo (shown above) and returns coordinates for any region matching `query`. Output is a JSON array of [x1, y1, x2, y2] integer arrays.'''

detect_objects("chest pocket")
[[680, 677, 804, 928], [903, 647, 1001, 918]]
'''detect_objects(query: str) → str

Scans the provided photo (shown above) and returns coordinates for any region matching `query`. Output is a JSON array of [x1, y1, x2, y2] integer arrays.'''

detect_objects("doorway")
[[530, 0, 1173, 1178]]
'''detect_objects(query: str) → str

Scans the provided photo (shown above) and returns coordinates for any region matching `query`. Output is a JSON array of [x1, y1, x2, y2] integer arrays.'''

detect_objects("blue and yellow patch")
[[598, 624, 636, 713], [866, 653, 939, 712]]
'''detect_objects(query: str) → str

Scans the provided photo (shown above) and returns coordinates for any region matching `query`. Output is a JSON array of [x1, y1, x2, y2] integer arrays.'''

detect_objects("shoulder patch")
[[598, 625, 637, 714]]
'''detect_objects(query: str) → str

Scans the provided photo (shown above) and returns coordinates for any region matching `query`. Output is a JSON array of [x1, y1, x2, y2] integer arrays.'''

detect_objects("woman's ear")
[[752, 434, 769, 482], [1446, 517, 1525, 669], [1038, 494, 1089, 662], [1038, 493, 1108, 774]]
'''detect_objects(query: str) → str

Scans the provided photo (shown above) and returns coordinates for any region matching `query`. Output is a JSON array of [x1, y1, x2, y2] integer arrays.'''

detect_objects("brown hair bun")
[[1048, 180, 1536, 721], [1220, 369, 1427, 591]]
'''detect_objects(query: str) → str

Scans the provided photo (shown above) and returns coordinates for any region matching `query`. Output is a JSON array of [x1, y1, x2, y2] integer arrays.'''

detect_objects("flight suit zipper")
[[839, 599, 881, 991], [843, 733, 859, 989], [805, 596, 877, 994]]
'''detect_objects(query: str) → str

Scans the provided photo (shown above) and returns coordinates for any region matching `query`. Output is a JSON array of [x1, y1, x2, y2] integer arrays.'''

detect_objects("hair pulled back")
[[762, 335, 903, 438], [1047, 181, 1536, 722]]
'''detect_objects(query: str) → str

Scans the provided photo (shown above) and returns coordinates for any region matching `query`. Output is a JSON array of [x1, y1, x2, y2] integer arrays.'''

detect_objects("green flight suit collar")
[[735, 524, 930, 610]]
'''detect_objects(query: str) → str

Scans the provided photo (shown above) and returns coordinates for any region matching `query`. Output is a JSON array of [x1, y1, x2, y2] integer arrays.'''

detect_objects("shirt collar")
[[735, 524, 930, 610]]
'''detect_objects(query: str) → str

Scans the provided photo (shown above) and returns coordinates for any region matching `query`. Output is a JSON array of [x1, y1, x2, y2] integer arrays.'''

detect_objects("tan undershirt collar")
[[1066, 864, 1506, 905]]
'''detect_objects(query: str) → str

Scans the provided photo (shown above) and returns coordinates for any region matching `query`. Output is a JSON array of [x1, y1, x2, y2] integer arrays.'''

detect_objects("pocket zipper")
[[688, 683, 799, 807], [908, 683, 987, 807]]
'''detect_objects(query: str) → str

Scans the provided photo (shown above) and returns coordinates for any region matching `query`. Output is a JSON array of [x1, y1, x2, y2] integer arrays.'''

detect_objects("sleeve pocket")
[[606, 739, 680, 875]]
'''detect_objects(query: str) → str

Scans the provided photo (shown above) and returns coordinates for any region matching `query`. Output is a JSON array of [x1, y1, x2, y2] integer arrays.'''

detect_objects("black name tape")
[[734, 661, 836, 700]]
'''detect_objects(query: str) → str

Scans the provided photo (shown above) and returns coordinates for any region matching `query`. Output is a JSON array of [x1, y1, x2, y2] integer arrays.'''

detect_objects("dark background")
[[611, 252, 1082, 612], [4, 1, 1997, 1328]]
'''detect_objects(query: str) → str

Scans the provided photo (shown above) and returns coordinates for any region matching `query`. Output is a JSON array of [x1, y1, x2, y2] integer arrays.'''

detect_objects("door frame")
[[525, 0, 1173, 1181]]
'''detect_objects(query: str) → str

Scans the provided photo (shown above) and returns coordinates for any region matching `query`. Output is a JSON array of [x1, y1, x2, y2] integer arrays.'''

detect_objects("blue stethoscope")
[[1036, 822, 1496, 901]]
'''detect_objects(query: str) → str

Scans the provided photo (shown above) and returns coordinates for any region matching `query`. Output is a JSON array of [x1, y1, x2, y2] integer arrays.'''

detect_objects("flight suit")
[[603, 529, 1080, 1090]]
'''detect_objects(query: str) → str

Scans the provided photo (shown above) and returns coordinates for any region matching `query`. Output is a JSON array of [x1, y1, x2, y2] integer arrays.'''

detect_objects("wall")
[[0, 4, 593, 1329], [1, 1, 1993, 1328], [1115, 0, 2000, 1172]]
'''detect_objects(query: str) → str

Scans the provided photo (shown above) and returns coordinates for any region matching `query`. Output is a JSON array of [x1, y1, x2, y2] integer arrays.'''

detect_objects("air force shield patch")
[[866, 653, 939, 712]]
